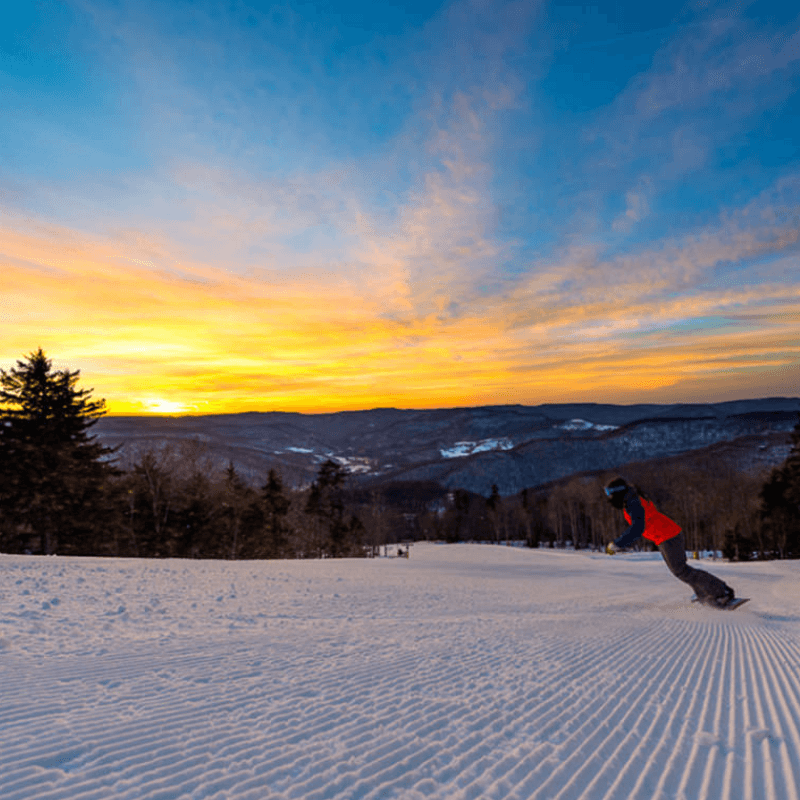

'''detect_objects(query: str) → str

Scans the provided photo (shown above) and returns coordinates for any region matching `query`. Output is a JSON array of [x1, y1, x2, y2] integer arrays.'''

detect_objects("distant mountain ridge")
[[94, 398, 800, 495]]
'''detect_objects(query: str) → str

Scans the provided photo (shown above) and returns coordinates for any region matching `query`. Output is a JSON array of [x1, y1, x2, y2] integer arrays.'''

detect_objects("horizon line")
[[99, 395, 800, 419]]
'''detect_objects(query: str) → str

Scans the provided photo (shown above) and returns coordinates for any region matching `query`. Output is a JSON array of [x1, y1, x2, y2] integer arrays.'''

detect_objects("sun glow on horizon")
[[140, 398, 194, 415], [3, 209, 799, 416]]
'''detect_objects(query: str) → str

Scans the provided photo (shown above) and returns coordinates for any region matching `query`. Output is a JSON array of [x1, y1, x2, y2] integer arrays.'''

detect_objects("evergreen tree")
[[759, 417, 800, 559], [0, 349, 116, 554], [442, 489, 471, 543], [305, 459, 352, 556], [486, 484, 501, 543], [174, 470, 216, 558], [261, 468, 291, 558]]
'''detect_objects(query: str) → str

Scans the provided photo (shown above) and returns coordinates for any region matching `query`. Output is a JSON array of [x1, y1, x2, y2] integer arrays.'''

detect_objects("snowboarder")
[[603, 477, 742, 609]]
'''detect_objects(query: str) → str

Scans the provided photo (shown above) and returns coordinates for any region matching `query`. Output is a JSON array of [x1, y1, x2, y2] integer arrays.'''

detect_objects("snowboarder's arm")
[[613, 490, 645, 548]]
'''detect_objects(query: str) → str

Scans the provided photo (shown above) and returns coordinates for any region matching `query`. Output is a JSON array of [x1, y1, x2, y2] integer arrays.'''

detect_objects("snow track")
[[1, 545, 799, 800]]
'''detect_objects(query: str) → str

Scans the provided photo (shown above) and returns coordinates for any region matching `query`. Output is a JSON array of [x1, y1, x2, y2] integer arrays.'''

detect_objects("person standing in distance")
[[604, 477, 737, 608]]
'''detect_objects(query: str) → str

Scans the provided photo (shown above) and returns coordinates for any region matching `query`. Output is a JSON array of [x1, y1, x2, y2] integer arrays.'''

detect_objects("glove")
[[605, 542, 618, 555]]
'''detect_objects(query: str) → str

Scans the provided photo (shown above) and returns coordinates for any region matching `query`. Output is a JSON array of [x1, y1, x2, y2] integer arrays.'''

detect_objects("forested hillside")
[[2, 351, 798, 560]]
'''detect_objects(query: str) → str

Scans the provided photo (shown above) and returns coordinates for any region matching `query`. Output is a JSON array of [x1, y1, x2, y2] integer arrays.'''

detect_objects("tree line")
[[0, 350, 439, 558], [377, 425, 800, 561], [506, 455, 799, 561], [1, 350, 798, 560]]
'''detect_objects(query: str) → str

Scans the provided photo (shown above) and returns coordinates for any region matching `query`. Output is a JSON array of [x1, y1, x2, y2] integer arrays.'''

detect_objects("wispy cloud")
[[1, 0, 798, 411], [5, 154, 798, 412]]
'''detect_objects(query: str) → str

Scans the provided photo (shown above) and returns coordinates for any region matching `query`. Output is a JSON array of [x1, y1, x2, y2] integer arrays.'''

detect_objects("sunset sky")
[[2, 0, 799, 415]]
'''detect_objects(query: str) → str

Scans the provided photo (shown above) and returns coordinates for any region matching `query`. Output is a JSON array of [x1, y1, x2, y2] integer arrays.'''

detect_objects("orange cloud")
[[2, 155, 799, 413]]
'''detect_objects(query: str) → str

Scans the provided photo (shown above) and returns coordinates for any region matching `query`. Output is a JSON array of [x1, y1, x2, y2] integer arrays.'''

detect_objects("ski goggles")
[[604, 485, 628, 497]]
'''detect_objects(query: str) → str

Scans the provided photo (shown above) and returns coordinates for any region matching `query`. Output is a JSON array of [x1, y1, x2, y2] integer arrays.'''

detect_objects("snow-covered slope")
[[555, 418, 619, 432], [1, 545, 799, 800], [440, 438, 515, 458]]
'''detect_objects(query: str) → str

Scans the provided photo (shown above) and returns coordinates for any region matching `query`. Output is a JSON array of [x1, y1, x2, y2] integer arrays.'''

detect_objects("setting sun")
[[141, 398, 192, 415]]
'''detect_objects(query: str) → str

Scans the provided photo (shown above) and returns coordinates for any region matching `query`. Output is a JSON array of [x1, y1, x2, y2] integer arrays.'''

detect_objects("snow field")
[[1, 544, 799, 800]]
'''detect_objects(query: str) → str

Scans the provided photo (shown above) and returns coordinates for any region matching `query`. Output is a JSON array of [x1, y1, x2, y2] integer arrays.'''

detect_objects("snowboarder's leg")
[[659, 533, 733, 603]]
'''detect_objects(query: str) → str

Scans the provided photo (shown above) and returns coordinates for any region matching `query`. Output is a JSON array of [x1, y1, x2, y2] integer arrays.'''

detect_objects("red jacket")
[[623, 496, 682, 546]]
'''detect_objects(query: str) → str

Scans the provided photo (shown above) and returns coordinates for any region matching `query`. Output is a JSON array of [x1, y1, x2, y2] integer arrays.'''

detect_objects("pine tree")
[[305, 459, 351, 556], [261, 468, 291, 558], [174, 470, 216, 558], [0, 349, 116, 554], [759, 417, 800, 559], [442, 489, 471, 543], [486, 484, 501, 543]]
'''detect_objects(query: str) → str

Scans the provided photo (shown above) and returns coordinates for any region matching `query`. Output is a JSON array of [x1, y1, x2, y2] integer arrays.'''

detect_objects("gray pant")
[[658, 533, 731, 601]]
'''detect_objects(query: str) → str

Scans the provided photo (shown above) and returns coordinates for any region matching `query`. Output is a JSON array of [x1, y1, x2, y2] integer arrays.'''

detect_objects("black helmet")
[[604, 477, 629, 508]]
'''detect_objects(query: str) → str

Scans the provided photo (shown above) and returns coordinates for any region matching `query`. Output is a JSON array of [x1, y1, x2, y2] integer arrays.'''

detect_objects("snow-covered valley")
[[1, 544, 799, 800], [93, 400, 800, 494]]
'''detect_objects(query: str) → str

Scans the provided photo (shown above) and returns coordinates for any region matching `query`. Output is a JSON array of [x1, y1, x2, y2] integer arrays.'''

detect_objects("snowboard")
[[691, 595, 750, 611]]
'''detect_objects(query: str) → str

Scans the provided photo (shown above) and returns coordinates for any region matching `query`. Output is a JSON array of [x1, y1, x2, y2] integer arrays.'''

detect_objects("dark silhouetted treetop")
[[0, 348, 117, 554]]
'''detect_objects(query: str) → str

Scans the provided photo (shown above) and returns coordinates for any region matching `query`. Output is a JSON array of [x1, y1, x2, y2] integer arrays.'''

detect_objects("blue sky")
[[1, 0, 799, 413]]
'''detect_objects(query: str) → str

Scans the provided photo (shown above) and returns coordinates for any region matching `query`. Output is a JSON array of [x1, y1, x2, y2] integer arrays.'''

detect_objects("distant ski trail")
[[1, 547, 799, 800]]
